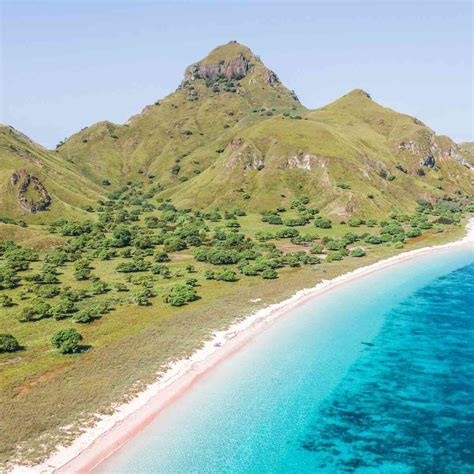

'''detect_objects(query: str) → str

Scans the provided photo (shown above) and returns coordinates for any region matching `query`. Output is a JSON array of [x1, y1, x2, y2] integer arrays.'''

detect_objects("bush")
[[406, 228, 422, 238], [51, 328, 83, 354], [0, 294, 14, 307], [350, 248, 366, 257], [326, 251, 344, 262], [314, 217, 332, 229], [51, 298, 77, 320], [164, 284, 199, 306], [348, 218, 363, 227], [73, 308, 99, 324], [215, 268, 238, 282], [204, 269, 215, 280], [365, 235, 383, 245], [154, 251, 170, 262], [0, 333, 20, 352], [19, 299, 51, 322], [310, 244, 324, 254], [336, 182, 351, 190], [261, 269, 278, 279]]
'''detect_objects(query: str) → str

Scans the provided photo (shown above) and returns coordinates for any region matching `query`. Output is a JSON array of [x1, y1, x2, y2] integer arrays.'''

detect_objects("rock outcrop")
[[184, 53, 252, 83], [11, 169, 51, 213]]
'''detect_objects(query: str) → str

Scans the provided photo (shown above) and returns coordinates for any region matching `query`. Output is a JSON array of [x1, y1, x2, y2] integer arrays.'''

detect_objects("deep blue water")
[[99, 246, 473, 473]]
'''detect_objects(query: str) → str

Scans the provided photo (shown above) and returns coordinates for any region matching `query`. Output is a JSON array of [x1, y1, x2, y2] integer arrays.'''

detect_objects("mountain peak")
[[181, 41, 282, 89], [345, 88, 372, 99]]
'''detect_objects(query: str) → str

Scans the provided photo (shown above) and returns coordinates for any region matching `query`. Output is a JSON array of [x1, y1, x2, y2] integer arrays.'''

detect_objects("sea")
[[98, 244, 473, 473]]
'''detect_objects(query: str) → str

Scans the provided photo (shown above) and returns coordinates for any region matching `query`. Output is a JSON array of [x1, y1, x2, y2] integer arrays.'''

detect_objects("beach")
[[14, 219, 474, 473]]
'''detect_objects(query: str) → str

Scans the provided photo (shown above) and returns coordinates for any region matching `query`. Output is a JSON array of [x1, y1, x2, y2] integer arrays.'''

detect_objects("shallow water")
[[98, 245, 473, 473]]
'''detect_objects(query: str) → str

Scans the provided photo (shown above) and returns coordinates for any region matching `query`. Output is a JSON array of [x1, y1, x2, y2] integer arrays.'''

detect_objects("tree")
[[215, 269, 238, 282], [0, 266, 20, 290], [73, 308, 98, 324], [51, 298, 77, 320], [112, 226, 132, 247], [19, 299, 51, 322], [154, 251, 170, 262], [314, 217, 332, 229], [164, 284, 199, 306], [261, 269, 278, 279], [350, 248, 366, 257], [132, 289, 153, 306], [0, 294, 14, 307], [0, 333, 20, 352], [91, 280, 109, 295], [51, 328, 83, 354]]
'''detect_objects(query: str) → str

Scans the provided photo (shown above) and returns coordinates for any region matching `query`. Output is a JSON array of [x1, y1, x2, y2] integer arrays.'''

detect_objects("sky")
[[1, 0, 472, 148]]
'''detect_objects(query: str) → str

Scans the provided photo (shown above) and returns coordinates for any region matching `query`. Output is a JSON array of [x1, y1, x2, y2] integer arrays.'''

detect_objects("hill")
[[55, 41, 472, 218], [0, 125, 103, 223], [165, 89, 472, 216]]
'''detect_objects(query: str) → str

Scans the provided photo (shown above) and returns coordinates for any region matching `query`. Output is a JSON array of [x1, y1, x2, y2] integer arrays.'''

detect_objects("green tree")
[[0, 333, 20, 352], [0, 294, 14, 307], [350, 248, 366, 257], [164, 284, 199, 306], [51, 328, 83, 354], [261, 269, 278, 279]]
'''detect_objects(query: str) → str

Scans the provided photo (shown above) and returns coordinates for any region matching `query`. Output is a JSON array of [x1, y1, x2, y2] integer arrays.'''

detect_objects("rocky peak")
[[181, 41, 281, 87]]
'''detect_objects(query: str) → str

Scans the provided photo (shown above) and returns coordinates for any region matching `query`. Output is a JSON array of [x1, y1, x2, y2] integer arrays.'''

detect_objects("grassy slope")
[[0, 126, 103, 223], [167, 90, 473, 216]]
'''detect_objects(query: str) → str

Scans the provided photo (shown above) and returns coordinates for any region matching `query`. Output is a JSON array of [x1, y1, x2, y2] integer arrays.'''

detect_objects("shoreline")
[[13, 220, 474, 473]]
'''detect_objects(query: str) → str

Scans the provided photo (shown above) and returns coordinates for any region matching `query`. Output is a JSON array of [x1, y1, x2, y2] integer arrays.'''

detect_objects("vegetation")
[[51, 328, 83, 354]]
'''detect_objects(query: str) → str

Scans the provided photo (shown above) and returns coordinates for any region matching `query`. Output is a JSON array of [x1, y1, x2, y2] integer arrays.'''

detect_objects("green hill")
[[55, 41, 472, 218], [3, 41, 472, 220], [165, 88, 472, 217], [0, 125, 103, 223]]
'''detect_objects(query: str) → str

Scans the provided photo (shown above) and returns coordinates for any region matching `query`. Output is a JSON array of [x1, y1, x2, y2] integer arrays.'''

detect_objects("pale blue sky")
[[1, 0, 472, 148]]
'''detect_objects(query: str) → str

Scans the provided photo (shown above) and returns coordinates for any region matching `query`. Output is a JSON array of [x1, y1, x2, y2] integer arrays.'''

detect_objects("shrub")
[[19, 299, 51, 322], [348, 218, 363, 227], [51, 328, 83, 354], [154, 251, 170, 262], [204, 269, 215, 280], [51, 298, 77, 320], [310, 244, 324, 254], [326, 251, 344, 262], [0, 333, 20, 352], [164, 284, 199, 306], [336, 182, 351, 190], [0, 294, 14, 307], [73, 308, 99, 324], [326, 240, 344, 251], [241, 265, 259, 276], [406, 228, 422, 238], [261, 269, 278, 279], [133, 289, 153, 306], [215, 268, 238, 282], [364, 235, 383, 245], [350, 248, 366, 257], [314, 217, 332, 229], [0, 266, 20, 289]]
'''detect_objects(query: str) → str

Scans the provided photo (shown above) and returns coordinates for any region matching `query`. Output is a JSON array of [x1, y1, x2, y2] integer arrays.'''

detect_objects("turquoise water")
[[99, 245, 473, 473]]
